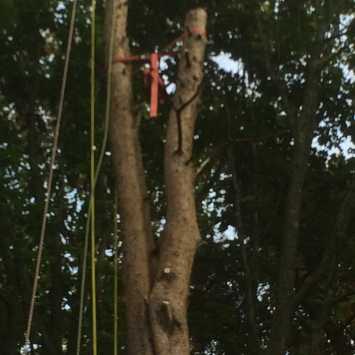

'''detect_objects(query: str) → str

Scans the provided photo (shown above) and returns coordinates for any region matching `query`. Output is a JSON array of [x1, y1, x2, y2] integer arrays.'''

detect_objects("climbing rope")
[[90, 0, 98, 354], [113, 190, 119, 355], [24, 0, 78, 350], [75, 0, 116, 353]]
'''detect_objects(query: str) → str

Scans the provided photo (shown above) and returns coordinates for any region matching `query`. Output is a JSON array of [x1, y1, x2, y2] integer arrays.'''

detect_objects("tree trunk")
[[269, 54, 321, 355], [148, 9, 207, 354], [108, 1, 154, 354], [228, 143, 259, 355], [107, 1, 207, 354]]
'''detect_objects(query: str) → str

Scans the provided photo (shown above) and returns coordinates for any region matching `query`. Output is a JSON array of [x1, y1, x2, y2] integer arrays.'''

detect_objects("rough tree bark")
[[107, 1, 207, 354], [108, 1, 155, 353]]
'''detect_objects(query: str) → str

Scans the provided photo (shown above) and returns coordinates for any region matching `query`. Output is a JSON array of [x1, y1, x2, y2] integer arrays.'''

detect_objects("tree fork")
[[108, 1, 207, 354]]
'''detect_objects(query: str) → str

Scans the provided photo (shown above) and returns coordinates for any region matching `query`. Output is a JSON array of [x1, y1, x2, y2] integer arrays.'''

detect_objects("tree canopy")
[[0, 0, 354, 354]]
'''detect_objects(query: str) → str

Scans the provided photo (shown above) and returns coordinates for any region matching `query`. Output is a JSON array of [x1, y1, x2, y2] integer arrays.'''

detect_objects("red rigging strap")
[[112, 52, 166, 118], [112, 27, 206, 118], [149, 53, 159, 118]]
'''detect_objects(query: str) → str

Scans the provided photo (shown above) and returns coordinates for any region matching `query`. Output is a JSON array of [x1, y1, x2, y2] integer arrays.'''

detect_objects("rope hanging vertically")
[[113, 190, 119, 355], [90, 0, 98, 354], [75, 0, 116, 352], [24, 0, 78, 349]]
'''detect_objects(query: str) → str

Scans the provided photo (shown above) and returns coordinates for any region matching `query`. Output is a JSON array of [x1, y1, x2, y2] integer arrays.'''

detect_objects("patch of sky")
[[257, 282, 271, 302], [213, 223, 237, 243], [65, 188, 77, 203], [64, 252, 75, 262], [56, 1, 66, 12], [210, 50, 354, 158], [69, 266, 78, 275], [313, 124, 355, 159], [211, 52, 244, 76], [340, 63, 355, 84], [105, 248, 114, 257], [156, 217, 166, 234], [212, 52, 263, 99]]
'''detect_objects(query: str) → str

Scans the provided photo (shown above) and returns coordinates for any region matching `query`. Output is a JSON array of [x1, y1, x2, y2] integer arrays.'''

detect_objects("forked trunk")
[[107, 1, 207, 354]]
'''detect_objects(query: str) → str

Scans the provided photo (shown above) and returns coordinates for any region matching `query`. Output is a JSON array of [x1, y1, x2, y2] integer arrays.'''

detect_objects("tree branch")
[[294, 177, 355, 307]]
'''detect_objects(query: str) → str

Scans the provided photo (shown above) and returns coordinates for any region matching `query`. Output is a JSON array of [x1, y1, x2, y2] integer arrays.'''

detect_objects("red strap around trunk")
[[149, 53, 159, 118], [114, 51, 174, 119]]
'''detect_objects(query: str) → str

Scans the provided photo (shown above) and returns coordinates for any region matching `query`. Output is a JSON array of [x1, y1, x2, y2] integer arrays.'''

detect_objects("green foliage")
[[0, 0, 354, 354]]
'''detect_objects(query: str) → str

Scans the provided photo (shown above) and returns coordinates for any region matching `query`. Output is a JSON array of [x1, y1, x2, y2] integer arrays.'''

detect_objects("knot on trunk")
[[160, 267, 177, 283], [156, 300, 182, 335]]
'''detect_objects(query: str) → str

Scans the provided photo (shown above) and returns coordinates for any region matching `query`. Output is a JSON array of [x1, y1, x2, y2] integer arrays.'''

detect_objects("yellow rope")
[[113, 191, 119, 355], [76, 0, 116, 352], [90, 0, 97, 354], [75, 202, 91, 355]]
